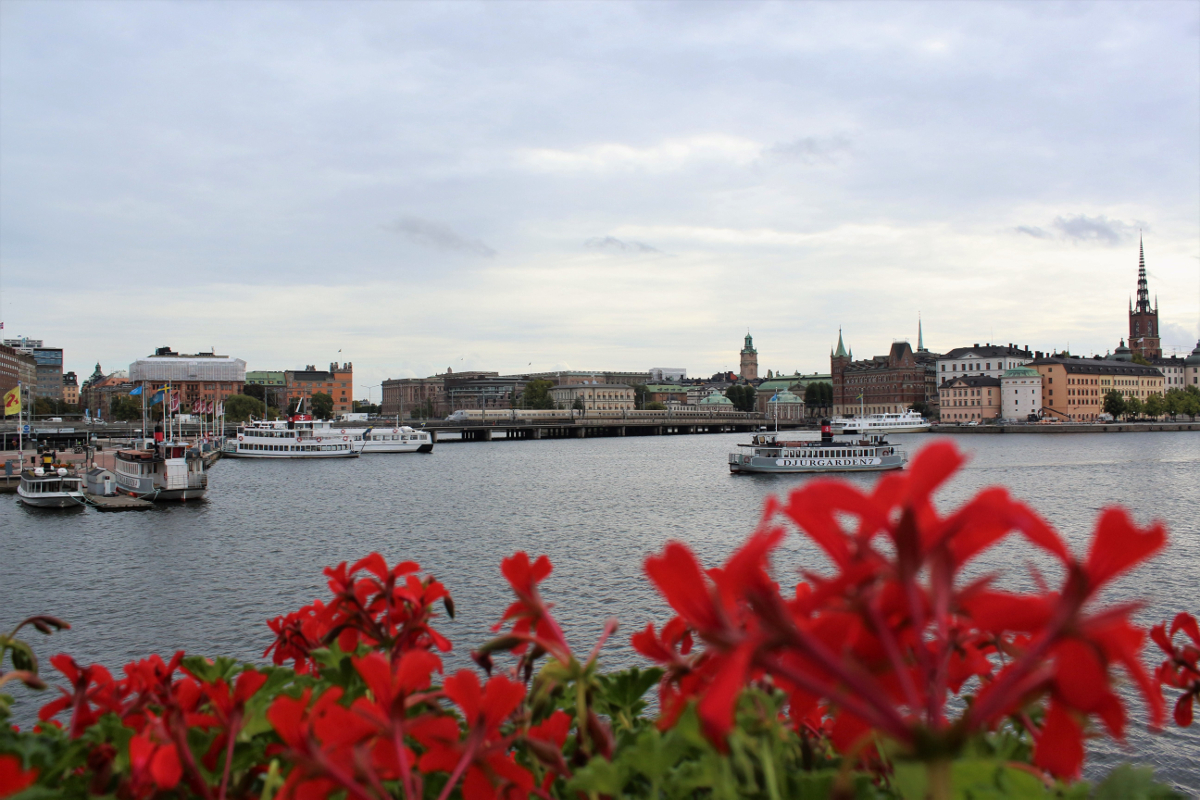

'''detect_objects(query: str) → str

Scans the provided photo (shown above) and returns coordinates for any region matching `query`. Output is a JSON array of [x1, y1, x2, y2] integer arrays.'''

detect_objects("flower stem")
[[927, 758, 952, 800]]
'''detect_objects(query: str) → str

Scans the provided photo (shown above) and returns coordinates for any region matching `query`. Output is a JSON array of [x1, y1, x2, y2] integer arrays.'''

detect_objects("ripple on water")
[[2, 430, 1197, 790]]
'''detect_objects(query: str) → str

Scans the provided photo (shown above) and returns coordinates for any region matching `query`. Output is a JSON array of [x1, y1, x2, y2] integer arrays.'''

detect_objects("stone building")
[[764, 389, 805, 421], [1029, 356, 1164, 421], [739, 333, 758, 381], [831, 331, 933, 416], [130, 347, 247, 414], [548, 383, 635, 411], [939, 375, 1001, 423], [1001, 366, 1042, 421], [62, 372, 79, 406], [645, 384, 688, 406], [1188, 341, 1200, 388], [381, 374, 446, 418], [936, 344, 1034, 383], [0, 344, 36, 397], [1128, 237, 1161, 360], [285, 363, 353, 416]]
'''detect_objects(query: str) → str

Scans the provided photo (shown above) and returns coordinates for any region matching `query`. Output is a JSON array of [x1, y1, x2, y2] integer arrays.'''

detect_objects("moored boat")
[[829, 410, 930, 435], [225, 415, 363, 459], [360, 425, 434, 454], [114, 442, 209, 501], [729, 422, 906, 474], [17, 466, 86, 508]]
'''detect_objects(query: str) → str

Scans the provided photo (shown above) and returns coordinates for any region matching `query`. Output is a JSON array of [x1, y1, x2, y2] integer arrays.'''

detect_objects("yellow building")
[[548, 383, 635, 411], [1029, 356, 1163, 421]]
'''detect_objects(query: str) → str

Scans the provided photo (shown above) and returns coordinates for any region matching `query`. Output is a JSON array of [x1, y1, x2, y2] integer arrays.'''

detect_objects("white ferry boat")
[[729, 423, 906, 474], [113, 442, 208, 501], [17, 467, 86, 508], [829, 410, 930, 435], [225, 415, 363, 459], [361, 425, 434, 454]]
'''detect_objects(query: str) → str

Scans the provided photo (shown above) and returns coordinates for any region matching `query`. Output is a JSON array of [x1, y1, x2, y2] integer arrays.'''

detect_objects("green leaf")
[[8, 640, 37, 674], [565, 754, 627, 795], [1093, 764, 1185, 800]]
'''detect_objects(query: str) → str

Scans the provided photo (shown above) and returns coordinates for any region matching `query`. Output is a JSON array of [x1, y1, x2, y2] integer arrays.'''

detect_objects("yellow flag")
[[3, 386, 19, 416]]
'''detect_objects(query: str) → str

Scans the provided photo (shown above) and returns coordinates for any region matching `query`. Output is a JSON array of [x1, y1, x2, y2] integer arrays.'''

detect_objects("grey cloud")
[[1015, 225, 1051, 239], [384, 217, 496, 258], [1052, 214, 1136, 245], [584, 236, 660, 254], [764, 134, 852, 164]]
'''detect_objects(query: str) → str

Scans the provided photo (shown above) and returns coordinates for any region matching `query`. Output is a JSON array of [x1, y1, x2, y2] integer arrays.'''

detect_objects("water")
[[3, 431, 1198, 790]]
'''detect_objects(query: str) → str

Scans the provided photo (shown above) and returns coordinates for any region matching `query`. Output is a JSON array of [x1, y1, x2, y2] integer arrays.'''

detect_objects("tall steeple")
[[1135, 234, 1151, 314], [917, 314, 927, 353], [833, 328, 848, 358]]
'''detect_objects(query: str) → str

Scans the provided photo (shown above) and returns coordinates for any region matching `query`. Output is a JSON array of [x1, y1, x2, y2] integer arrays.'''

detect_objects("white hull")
[[17, 490, 86, 508], [230, 418, 363, 459], [830, 412, 930, 435], [729, 430, 907, 474], [361, 427, 434, 454]]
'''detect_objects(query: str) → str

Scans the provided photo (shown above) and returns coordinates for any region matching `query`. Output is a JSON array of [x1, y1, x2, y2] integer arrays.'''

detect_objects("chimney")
[[973, 343, 980, 349]]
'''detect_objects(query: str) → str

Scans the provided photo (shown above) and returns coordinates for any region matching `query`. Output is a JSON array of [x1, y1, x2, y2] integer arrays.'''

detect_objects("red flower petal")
[[149, 744, 182, 789], [1053, 639, 1109, 713], [1083, 508, 1166, 592], [444, 669, 482, 723], [1170, 612, 1200, 647], [644, 542, 722, 633], [0, 753, 38, 797], [1174, 694, 1194, 727], [1034, 700, 1084, 780]]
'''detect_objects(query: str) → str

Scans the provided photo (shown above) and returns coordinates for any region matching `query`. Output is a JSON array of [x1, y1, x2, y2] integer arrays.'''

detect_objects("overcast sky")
[[2, 0, 1197, 389]]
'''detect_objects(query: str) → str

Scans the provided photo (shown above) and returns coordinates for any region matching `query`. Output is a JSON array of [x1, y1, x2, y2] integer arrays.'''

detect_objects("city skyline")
[[2, 1, 1198, 390]]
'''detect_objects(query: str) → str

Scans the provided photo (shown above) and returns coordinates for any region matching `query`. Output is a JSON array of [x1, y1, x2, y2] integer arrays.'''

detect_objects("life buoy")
[[392, 428, 398, 434], [340, 429, 346, 434], [316, 437, 322, 442], [237, 435, 243, 441], [342, 436, 348, 442]]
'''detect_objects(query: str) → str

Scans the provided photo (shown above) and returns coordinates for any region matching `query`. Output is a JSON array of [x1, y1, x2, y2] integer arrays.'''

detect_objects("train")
[[443, 407, 756, 422]]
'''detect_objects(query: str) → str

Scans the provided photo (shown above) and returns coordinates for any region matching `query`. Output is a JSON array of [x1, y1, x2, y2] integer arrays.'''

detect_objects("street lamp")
[[360, 384, 380, 417]]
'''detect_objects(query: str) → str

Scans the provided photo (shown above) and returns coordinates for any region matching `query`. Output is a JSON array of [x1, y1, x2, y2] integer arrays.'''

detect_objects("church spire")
[[1135, 233, 1151, 313], [833, 328, 848, 358], [917, 314, 927, 352]]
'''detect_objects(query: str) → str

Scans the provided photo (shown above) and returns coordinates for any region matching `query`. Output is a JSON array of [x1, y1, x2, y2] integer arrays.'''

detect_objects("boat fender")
[[340, 429, 346, 434], [342, 436, 348, 441]]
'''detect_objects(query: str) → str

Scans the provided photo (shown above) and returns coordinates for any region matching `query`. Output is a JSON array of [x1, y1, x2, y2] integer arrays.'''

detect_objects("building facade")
[[1000, 366, 1042, 421], [644, 384, 688, 406], [1029, 356, 1164, 421], [62, 372, 79, 406], [79, 364, 132, 419], [936, 344, 1034, 383], [285, 363, 353, 416], [938, 375, 1001, 423], [1128, 238, 1161, 359], [506, 370, 652, 387], [831, 333, 930, 416], [381, 375, 446, 418], [648, 368, 687, 382], [764, 390, 805, 420], [32, 348, 64, 400], [739, 333, 758, 381], [130, 347, 247, 413], [1188, 341, 1200, 387], [548, 383, 635, 411], [0, 344, 37, 397]]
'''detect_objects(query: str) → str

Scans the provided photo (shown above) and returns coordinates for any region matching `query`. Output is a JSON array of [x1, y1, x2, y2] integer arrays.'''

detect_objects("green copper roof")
[[1002, 366, 1039, 378], [833, 328, 848, 358], [700, 392, 734, 405], [767, 390, 802, 403], [1186, 340, 1200, 366]]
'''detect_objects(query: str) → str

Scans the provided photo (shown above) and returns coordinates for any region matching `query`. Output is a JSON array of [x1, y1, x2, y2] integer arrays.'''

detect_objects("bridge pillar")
[[482, 429, 492, 441], [617, 427, 625, 436], [532, 428, 542, 439], [655, 426, 663, 436], [574, 426, 585, 438], [430, 430, 438, 443]]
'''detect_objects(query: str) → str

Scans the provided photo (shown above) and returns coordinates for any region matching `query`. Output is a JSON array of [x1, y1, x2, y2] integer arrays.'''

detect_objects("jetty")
[[84, 493, 153, 511]]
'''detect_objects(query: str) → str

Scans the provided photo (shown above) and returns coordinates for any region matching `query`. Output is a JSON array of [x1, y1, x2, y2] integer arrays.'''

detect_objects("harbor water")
[[2, 431, 1198, 790]]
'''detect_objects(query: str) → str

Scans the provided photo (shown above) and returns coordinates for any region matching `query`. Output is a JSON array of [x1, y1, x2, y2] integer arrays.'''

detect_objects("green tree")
[[243, 383, 266, 403], [725, 384, 757, 413], [645, 401, 666, 411], [631, 383, 648, 409], [1124, 395, 1143, 419], [1131, 353, 1152, 366], [1102, 389, 1126, 418], [224, 394, 266, 423], [571, 397, 585, 411], [520, 379, 555, 409], [1143, 393, 1165, 419], [311, 392, 334, 419], [1163, 389, 1183, 418], [909, 401, 929, 417], [109, 396, 142, 422]]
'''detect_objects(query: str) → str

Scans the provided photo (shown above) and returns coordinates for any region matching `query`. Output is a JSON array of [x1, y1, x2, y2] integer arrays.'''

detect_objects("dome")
[[1002, 366, 1040, 378], [1186, 340, 1200, 366], [767, 390, 802, 403], [1111, 338, 1133, 362], [699, 391, 734, 406]]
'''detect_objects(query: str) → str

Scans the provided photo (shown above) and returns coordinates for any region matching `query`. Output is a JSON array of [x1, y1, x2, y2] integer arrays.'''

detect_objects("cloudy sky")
[[1, 1, 1197, 389]]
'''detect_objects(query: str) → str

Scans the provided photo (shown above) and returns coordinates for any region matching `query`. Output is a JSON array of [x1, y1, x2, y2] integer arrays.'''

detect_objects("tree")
[[571, 397, 585, 411], [1143, 393, 1165, 420], [1102, 390, 1126, 418], [909, 401, 929, 416], [244, 384, 266, 402], [725, 384, 757, 413], [353, 400, 380, 415], [311, 392, 334, 420], [224, 394, 266, 423], [1131, 353, 1152, 366], [1124, 395, 1143, 420], [645, 401, 666, 411], [109, 396, 142, 422], [632, 383, 648, 409], [520, 379, 555, 410]]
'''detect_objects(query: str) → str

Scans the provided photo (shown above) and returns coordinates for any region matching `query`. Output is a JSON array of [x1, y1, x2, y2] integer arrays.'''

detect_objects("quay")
[[935, 421, 1200, 434]]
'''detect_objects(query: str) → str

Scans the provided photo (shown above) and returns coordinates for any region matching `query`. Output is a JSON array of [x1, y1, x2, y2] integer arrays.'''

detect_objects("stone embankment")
[[936, 421, 1199, 434]]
